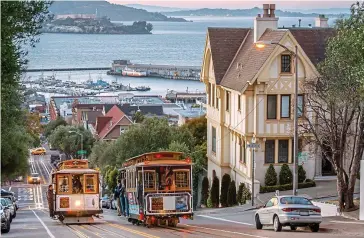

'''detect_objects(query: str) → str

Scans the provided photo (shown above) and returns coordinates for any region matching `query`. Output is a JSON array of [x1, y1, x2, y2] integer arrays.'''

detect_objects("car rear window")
[[280, 197, 313, 205]]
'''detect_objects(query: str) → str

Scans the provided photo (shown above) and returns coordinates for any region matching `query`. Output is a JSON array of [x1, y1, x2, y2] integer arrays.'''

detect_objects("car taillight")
[[282, 208, 294, 212], [313, 208, 321, 213]]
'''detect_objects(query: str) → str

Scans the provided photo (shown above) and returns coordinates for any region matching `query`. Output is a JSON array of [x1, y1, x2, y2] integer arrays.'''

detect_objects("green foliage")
[[89, 140, 113, 168], [210, 176, 220, 208], [44, 117, 67, 137], [279, 164, 293, 185], [260, 180, 316, 193], [201, 177, 209, 206], [1, 1, 51, 180], [48, 125, 95, 158], [237, 183, 246, 205], [265, 164, 278, 186], [207, 193, 213, 208], [132, 111, 145, 123], [107, 167, 118, 192], [220, 174, 231, 207], [298, 165, 307, 183], [182, 116, 207, 146], [227, 181, 237, 207]]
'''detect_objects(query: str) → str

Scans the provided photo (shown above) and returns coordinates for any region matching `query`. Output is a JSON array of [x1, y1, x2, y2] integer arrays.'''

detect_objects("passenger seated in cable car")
[[72, 175, 83, 194]]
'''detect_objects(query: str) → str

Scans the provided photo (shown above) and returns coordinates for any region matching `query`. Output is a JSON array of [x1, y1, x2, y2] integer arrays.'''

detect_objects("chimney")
[[254, 4, 279, 43], [315, 14, 329, 28]]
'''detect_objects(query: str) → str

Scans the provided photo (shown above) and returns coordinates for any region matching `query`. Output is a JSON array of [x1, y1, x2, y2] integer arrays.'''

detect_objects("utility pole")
[[293, 45, 299, 196], [248, 136, 259, 207]]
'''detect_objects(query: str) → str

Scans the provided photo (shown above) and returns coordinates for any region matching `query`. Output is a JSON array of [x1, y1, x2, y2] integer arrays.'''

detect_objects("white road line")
[[182, 224, 268, 238], [32, 210, 55, 238], [197, 215, 254, 226], [330, 221, 364, 225]]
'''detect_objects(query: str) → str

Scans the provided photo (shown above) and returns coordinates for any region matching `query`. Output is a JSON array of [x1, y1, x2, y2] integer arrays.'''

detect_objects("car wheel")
[[290, 226, 297, 231], [255, 215, 263, 230], [273, 215, 282, 232], [1, 220, 10, 233], [309, 224, 320, 232]]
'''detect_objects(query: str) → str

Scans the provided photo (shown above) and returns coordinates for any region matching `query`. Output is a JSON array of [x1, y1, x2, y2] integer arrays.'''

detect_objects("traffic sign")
[[77, 150, 87, 155], [247, 143, 260, 149]]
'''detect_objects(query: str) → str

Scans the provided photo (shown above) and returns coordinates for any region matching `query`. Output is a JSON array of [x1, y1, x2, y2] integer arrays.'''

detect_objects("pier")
[[109, 60, 201, 81], [22, 67, 110, 72]]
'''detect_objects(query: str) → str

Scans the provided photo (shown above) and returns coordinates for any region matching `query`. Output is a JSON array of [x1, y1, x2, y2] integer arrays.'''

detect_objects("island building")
[[200, 4, 336, 197]]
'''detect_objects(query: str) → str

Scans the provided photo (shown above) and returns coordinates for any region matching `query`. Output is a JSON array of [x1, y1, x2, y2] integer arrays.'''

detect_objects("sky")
[[108, 0, 352, 10]]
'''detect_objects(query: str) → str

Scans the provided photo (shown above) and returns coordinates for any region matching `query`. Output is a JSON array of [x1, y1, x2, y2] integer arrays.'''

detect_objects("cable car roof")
[[53, 169, 99, 174], [122, 151, 185, 167]]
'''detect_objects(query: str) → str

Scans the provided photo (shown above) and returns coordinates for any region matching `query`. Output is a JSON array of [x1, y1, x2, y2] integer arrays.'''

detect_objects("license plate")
[[300, 212, 309, 216]]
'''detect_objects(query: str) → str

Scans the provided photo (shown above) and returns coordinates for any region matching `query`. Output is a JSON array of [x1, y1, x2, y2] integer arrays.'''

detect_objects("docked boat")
[[135, 86, 151, 91], [122, 68, 147, 77]]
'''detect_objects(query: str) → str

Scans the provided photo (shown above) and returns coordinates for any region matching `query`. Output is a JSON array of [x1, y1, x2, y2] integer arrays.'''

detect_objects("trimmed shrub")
[[243, 185, 252, 201], [279, 164, 293, 185], [260, 180, 316, 193], [210, 176, 220, 208], [237, 183, 246, 205], [201, 177, 209, 206], [298, 165, 307, 183], [265, 164, 278, 186], [227, 180, 237, 206], [220, 174, 231, 207]]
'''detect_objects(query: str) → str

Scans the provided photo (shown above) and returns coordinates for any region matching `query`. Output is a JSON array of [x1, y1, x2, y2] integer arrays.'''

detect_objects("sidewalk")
[[194, 202, 258, 215], [256, 180, 360, 204]]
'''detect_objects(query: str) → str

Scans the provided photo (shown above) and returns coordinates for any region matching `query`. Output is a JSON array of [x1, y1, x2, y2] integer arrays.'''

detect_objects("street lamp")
[[255, 40, 299, 196], [69, 130, 84, 159]]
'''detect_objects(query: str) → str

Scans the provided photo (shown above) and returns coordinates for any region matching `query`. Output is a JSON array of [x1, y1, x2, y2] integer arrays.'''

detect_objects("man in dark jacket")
[[47, 185, 55, 218], [114, 183, 121, 216]]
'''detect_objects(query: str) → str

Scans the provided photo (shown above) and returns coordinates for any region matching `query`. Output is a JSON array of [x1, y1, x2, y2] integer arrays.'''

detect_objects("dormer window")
[[281, 55, 291, 73]]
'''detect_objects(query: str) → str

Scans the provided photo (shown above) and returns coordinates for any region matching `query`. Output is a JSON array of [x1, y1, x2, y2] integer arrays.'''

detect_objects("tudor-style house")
[[201, 4, 336, 196]]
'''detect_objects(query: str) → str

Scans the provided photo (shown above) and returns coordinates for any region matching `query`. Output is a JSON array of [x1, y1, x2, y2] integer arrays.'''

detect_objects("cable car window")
[[58, 175, 70, 194], [72, 174, 83, 194], [144, 171, 155, 190], [175, 170, 189, 189], [85, 174, 97, 193]]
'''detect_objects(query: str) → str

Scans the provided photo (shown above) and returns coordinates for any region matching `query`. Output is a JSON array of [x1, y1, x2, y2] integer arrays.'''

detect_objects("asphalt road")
[[2, 153, 364, 238]]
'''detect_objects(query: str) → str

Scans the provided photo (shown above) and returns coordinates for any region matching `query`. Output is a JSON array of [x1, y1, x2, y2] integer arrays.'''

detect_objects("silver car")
[[255, 196, 322, 232]]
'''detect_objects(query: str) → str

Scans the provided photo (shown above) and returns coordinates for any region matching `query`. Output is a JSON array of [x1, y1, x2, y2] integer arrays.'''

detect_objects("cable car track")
[[157, 224, 232, 237], [66, 224, 90, 238]]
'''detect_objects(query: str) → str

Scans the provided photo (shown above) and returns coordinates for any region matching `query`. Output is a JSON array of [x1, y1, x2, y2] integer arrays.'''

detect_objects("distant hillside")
[[125, 4, 188, 13], [164, 7, 348, 17], [49, 1, 188, 22]]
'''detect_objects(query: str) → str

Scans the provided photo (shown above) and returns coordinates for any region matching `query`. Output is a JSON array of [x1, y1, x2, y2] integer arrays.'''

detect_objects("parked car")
[[0, 190, 18, 211], [0, 204, 11, 233], [101, 195, 111, 209], [13, 176, 23, 182], [31, 147, 46, 155], [0, 198, 15, 222], [50, 154, 60, 164], [28, 173, 41, 184], [255, 195, 322, 232]]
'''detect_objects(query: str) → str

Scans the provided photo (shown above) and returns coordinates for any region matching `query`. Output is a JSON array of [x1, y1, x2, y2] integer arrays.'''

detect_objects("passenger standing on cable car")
[[114, 182, 121, 216], [120, 180, 126, 216]]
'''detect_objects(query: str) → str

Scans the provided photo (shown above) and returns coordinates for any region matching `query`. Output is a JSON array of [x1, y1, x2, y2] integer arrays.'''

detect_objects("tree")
[[201, 176, 209, 206], [48, 125, 95, 158], [237, 183, 246, 205], [301, 2, 364, 211], [210, 176, 220, 208], [265, 164, 278, 186], [279, 164, 293, 185], [43, 117, 67, 137], [146, 23, 153, 32], [107, 167, 118, 192], [182, 116, 207, 146], [89, 140, 112, 168], [227, 181, 237, 206], [132, 111, 145, 123], [298, 165, 307, 183], [220, 174, 231, 207], [1, 1, 51, 180], [26, 112, 43, 147]]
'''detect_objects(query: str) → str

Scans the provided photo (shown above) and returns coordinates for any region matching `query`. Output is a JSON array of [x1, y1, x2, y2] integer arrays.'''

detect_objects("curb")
[[341, 213, 359, 221]]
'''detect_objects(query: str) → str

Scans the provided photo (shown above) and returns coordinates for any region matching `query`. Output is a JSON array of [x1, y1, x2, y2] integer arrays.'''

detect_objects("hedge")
[[260, 180, 316, 193]]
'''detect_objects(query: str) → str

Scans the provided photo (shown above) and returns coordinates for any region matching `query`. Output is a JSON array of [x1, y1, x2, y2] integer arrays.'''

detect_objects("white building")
[[200, 4, 336, 196]]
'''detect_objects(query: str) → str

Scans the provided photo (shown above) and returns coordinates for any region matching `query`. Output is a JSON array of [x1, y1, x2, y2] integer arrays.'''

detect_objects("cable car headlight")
[[75, 200, 81, 207]]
